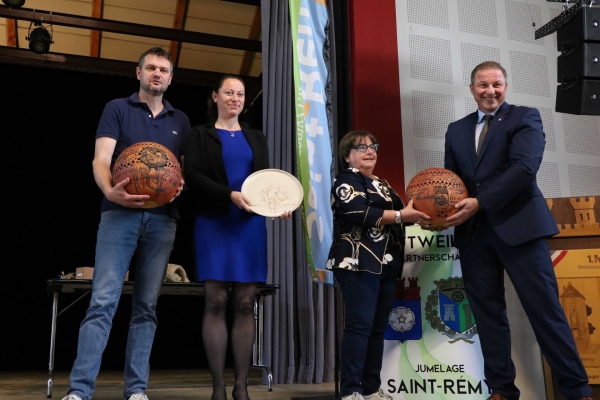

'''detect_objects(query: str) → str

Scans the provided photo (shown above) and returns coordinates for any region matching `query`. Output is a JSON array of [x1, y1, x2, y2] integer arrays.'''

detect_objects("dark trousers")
[[334, 260, 402, 397], [460, 216, 591, 400]]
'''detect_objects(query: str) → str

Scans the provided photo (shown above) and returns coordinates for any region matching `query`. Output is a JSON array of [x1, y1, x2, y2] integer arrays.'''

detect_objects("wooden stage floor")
[[0, 369, 336, 400]]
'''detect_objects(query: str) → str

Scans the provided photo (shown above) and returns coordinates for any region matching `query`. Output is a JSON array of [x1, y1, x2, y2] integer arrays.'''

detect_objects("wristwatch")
[[395, 210, 402, 224]]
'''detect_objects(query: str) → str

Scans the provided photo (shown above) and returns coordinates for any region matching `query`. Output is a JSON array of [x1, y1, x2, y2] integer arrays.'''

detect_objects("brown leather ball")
[[406, 168, 469, 229], [112, 142, 181, 208]]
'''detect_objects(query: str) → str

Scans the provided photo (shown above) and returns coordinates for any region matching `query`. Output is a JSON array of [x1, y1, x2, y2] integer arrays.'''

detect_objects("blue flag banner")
[[289, 0, 334, 284]]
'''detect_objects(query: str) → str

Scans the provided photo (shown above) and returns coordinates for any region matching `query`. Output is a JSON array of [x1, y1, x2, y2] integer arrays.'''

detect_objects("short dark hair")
[[138, 47, 173, 73], [470, 61, 507, 84], [207, 74, 246, 122], [338, 130, 378, 169]]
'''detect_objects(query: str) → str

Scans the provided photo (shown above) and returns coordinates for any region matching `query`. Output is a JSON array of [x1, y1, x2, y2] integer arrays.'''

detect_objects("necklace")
[[217, 122, 237, 137]]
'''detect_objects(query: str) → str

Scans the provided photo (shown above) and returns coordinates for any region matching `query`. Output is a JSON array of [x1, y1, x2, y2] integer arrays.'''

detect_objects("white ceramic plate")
[[241, 169, 304, 217]]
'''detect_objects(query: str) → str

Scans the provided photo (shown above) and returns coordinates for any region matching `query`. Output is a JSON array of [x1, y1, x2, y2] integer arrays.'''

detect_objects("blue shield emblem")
[[385, 299, 422, 342], [385, 277, 422, 342], [438, 281, 475, 333]]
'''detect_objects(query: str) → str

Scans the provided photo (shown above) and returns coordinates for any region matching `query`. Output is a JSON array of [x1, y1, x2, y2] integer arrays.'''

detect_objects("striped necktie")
[[477, 114, 493, 156]]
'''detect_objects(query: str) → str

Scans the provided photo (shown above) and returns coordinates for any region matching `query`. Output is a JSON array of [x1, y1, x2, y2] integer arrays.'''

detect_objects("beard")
[[141, 80, 167, 95]]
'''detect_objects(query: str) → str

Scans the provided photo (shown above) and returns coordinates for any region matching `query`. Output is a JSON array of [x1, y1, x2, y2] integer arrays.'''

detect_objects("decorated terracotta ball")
[[112, 142, 181, 208], [406, 168, 468, 229]]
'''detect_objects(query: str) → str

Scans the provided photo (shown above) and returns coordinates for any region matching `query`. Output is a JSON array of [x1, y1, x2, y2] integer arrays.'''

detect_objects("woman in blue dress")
[[185, 75, 290, 400]]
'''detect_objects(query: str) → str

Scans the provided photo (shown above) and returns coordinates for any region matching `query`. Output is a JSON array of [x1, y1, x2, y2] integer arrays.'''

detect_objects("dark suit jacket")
[[184, 122, 270, 216], [444, 102, 558, 248]]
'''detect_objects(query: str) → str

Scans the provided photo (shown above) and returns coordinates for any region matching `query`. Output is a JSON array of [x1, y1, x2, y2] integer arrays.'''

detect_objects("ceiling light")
[[2, 0, 26, 7], [26, 22, 53, 54]]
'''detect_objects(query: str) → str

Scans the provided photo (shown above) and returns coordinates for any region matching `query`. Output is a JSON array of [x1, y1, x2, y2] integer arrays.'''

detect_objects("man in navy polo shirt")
[[63, 47, 190, 400]]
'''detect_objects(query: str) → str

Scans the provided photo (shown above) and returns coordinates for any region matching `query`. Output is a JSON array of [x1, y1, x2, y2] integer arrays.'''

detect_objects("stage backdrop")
[[381, 225, 546, 399]]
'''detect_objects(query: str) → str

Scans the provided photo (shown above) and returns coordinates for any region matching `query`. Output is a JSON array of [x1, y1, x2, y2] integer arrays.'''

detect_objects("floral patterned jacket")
[[326, 168, 405, 274]]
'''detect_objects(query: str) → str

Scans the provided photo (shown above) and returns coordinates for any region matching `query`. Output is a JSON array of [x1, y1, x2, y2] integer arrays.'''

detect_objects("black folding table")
[[46, 279, 278, 398]]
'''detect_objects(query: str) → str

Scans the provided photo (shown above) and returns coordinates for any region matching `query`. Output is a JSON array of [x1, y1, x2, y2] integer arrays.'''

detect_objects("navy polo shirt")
[[96, 92, 191, 217]]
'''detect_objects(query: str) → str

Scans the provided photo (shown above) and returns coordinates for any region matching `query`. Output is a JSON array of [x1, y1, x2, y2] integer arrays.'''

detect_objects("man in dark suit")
[[441, 61, 592, 400]]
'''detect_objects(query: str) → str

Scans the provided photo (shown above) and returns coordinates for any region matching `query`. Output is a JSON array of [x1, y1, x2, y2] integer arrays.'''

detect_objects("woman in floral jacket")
[[327, 131, 430, 400]]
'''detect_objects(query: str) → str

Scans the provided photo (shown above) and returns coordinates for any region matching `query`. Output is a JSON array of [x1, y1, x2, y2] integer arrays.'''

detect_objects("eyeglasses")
[[353, 144, 379, 153]]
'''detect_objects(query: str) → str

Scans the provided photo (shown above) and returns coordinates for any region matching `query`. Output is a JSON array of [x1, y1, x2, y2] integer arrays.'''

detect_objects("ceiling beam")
[[169, 0, 189, 67], [239, 6, 261, 76], [0, 5, 262, 53], [221, 0, 261, 6], [0, 45, 261, 90], [6, 18, 17, 47], [90, 0, 103, 57]]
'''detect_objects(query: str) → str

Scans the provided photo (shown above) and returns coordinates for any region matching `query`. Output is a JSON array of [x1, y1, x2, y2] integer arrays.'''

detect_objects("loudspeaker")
[[558, 42, 600, 79], [557, 6, 600, 51], [555, 79, 600, 115]]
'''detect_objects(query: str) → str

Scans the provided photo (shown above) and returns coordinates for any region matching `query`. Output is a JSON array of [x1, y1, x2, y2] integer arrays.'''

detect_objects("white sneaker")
[[342, 393, 365, 400], [62, 395, 82, 400], [363, 389, 393, 400], [128, 394, 149, 400]]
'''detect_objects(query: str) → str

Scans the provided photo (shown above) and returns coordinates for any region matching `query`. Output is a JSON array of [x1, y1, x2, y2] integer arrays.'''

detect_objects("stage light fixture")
[[1, 0, 26, 7], [26, 22, 53, 54]]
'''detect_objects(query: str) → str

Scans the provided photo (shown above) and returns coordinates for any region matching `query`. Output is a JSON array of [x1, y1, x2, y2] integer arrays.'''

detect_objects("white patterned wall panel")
[[505, 0, 545, 46], [416, 149, 445, 173], [457, 0, 498, 37], [537, 161, 561, 198], [465, 97, 478, 115], [563, 114, 600, 156], [409, 35, 453, 83], [412, 91, 455, 139], [509, 51, 551, 97], [407, 0, 449, 28], [568, 164, 600, 196]]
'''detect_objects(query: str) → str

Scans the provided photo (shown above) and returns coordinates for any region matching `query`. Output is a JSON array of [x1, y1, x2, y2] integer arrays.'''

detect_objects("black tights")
[[202, 281, 257, 400]]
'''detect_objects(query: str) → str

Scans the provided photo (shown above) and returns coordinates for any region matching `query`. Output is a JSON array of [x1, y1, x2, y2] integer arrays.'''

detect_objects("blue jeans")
[[68, 210, 176, 400], [334, 259, 402, 397]]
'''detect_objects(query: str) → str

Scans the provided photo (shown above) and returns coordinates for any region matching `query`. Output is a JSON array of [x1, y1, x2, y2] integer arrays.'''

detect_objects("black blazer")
[[444, 102, 558, 248], [184, 122, 270, 216]]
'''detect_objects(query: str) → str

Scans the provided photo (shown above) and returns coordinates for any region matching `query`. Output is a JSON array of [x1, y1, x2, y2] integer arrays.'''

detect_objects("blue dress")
[[194, 129, 268, 283]]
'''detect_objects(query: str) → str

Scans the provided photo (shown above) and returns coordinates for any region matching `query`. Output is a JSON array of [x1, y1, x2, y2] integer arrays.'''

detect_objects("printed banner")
[[381, 225, 488, 399], [289, 0, 334, 284], [552, 249, 600, 384]]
